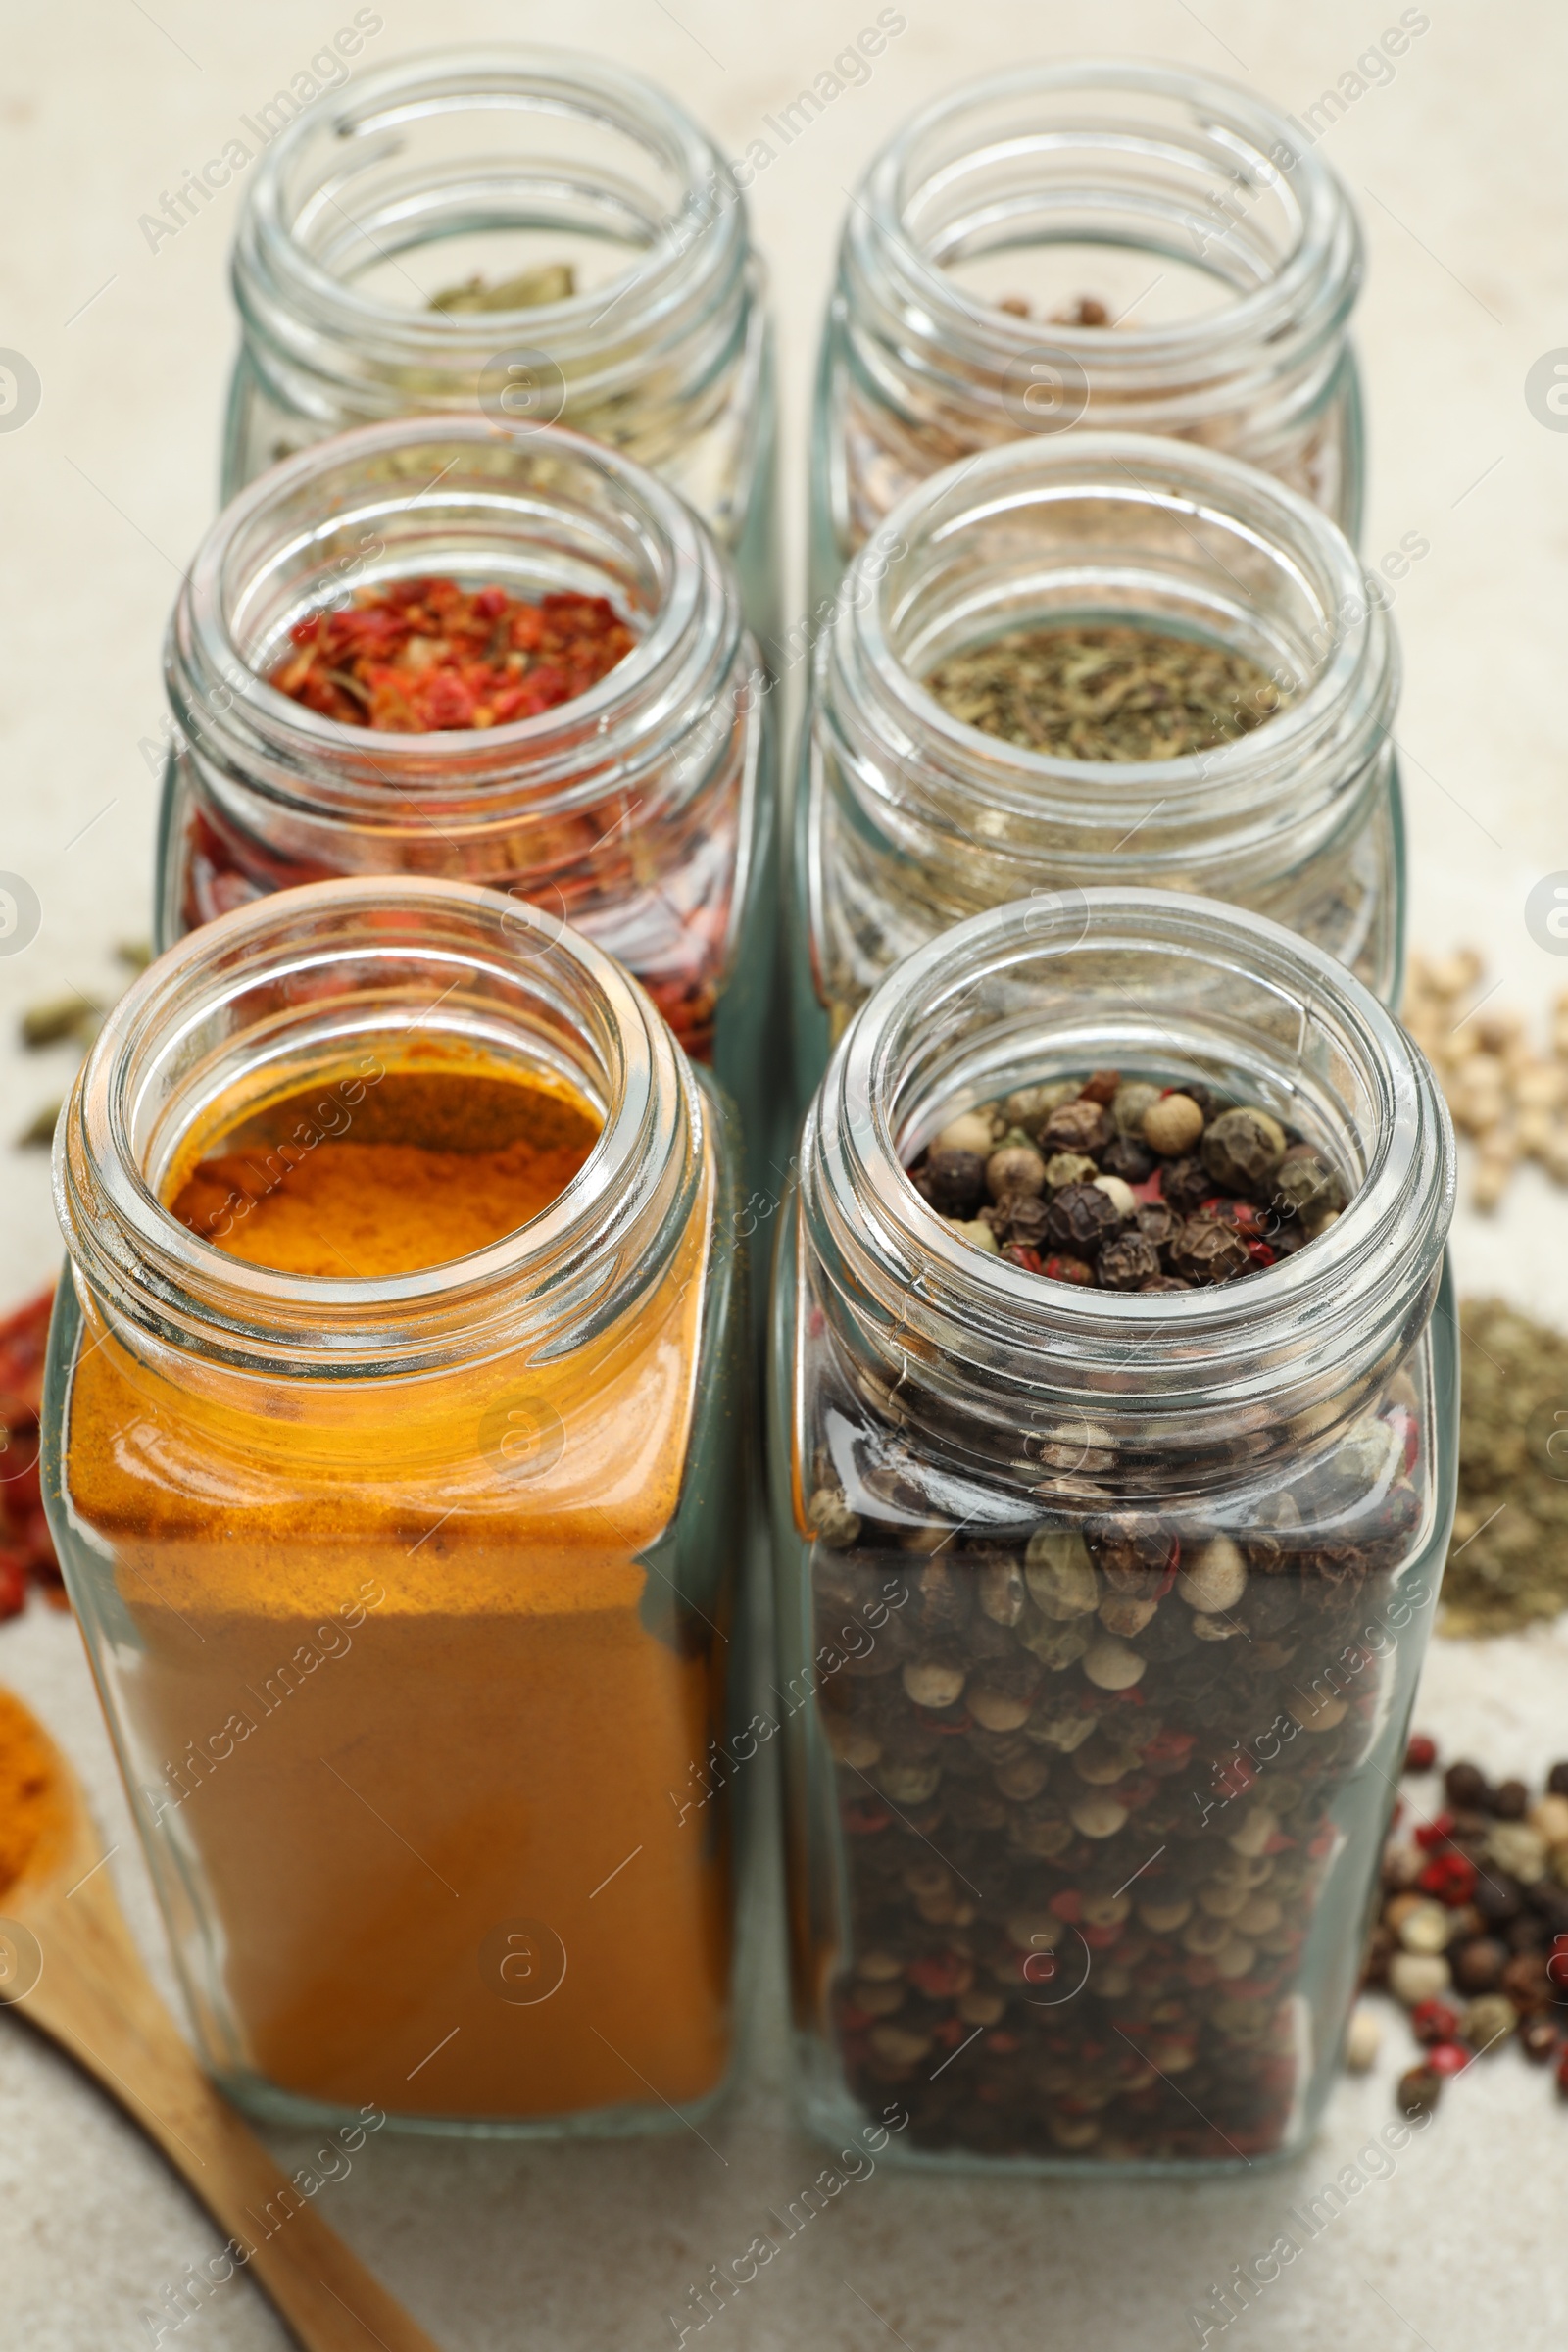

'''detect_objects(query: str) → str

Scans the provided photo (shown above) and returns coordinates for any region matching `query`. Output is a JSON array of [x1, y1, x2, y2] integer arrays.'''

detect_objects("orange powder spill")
[[66, 1057, 734, 2122]]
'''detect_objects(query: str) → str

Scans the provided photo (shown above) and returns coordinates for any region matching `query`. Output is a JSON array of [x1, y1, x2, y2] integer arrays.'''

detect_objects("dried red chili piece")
[[270, 579, 635, 734]]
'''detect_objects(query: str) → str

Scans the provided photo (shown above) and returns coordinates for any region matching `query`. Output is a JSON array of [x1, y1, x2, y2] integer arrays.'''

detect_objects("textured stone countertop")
[[3, 4, 1567, 2346]]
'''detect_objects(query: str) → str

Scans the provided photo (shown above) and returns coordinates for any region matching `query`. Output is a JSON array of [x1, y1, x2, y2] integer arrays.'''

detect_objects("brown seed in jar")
[[902, 1658, 967, 1710], [978, 1556, 1027, 1626], [1069, 1793, 1129, 1838], [1141, 1093, 1205, 1155], [987, 1143, 1047, 1200], [1041, 1099, 1113, 1156]]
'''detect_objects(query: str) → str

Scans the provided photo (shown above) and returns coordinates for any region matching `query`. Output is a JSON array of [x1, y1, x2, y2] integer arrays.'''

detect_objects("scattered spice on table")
[[906, 1069, 1345, 1291], [923, 623, 1287, 761], [1403, 948, 1568, 1211], [427, 262, 576, 314], [0, 1288, 63, 1617], [1356, 1734, 1568, 2112], [1441, 1298, 1568, 1637], [269, 579, 636, 733], [0, 1685, 60, 1893]]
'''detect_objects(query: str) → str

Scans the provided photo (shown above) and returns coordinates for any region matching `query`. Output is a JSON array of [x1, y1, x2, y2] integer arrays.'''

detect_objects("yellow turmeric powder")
[[0, 1687, 62, 1895], [63, 1052, 734, 2124]]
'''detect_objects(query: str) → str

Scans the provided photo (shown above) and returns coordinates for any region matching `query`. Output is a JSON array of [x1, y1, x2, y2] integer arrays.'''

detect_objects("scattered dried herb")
[[427, 263, 575, 315], [270, 579, 635, 733], [1442, 1298, 1568, 1636], [924, 622, 1287, 761]]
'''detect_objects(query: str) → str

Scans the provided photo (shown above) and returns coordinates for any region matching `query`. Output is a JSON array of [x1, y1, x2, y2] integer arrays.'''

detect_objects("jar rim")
[[827, 430, 1393, 834], [235, 45, 748, 393], [805, 889, 1452, 1435], [171, 414, 742, 820], [847, 57, 1361, 395], [56, 877, 702, 1376]]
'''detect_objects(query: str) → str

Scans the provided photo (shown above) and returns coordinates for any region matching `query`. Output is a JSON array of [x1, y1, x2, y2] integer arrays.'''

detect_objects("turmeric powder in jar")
[[44, 879, 751, 2134]]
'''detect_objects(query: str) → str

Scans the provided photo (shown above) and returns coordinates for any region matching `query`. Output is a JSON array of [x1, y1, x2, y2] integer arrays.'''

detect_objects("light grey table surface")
[[3, 4, 1567, 2346]]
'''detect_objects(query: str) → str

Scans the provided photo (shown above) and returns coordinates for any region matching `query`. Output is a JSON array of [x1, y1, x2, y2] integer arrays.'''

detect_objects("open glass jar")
[[793, 433, 1401, 1100], [772, 890, 1456, 2173], [44, 877, 752, 2136], [813, 59, 1363, 603], [226, 46, 777, 644], [157, 416, 779, 1188]]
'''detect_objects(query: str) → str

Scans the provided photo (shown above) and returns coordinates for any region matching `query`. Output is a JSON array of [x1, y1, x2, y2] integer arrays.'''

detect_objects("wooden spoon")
[[0, 1694, 443, 2352]]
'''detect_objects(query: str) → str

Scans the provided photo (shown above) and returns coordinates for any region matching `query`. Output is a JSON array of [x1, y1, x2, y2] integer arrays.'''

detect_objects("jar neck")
[[167, 417, 748, 855], [842, 59, 1360, 439], [233, 47, 754, 445], [818, 432, 1396, 900], [799, 891, 1452, 1492], [56, 878, 705, 1379]]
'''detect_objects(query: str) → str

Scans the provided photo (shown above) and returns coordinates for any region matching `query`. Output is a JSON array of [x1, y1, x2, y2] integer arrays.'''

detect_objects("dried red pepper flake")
[[1418, 1850, 1477, 1905], [270, 579, 636, 733]]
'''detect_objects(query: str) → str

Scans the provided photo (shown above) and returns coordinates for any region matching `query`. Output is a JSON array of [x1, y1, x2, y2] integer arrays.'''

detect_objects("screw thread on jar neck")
[[800, 889, 1452, 1489], [233, 47, 754, 432], [57, 877, 703, 1378], [842, 58, 1361, 441], [819, 431, 1397, 903]]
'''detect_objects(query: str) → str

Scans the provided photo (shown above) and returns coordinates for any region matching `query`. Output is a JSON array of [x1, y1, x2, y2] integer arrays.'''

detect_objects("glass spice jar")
[[225, 45, 778, 647], [43, 877, 754, 2136], [156, 415, 780, 1194], [812, 59, 1364, 606], [793, 432, 1402, 1100], [772, 889, 1457, 2173]]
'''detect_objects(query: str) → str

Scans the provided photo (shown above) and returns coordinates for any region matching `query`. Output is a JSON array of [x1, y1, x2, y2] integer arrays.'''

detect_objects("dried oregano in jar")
[[773, 893, 1456, 2172]]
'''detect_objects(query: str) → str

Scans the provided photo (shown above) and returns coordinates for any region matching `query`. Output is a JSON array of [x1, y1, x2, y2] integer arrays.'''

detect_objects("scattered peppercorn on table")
[[4, 2, 1568, 2347]]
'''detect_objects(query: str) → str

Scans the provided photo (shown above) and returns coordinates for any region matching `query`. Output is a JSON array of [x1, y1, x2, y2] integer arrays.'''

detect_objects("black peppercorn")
[[923, 1147, 988, 1217], [1445, 1760, 1493, 1813], [1098, 1231, 1161, 1291], [1046, 1182, 1123, 1254], [1159, 1156, 1212, 1214], [1101, 1133, 1154, 1185], [1169, 1218, 1252, 1285], [1040, 1099, 1113, 1157]]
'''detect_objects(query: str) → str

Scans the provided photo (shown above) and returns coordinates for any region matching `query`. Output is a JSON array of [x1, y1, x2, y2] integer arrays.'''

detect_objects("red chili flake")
[[842, 1800, 890, 1835], [906, 1953, 973, 1999], [1414, 1811, 1457, 1851], [1003, 1244, 1044, 1274], [1418, 1851, 1477, 1905], [1425, 2041, 1470, 2077], [1404, 1732, 1438, 1774], [1410, 1997, 1462, 2046], [270, 579, 636, 733]]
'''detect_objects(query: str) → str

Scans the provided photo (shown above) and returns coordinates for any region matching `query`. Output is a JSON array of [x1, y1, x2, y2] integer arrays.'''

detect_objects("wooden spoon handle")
[[15, 1877, 442, 2352]]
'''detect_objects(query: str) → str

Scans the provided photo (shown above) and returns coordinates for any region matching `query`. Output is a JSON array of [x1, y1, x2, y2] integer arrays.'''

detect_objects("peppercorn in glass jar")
[[44, 878, 753, 2136], [793, 433, 1401, 1098], [772, 890, 1456, 2172], [156, 416, 779, 1192], [812, 59, 1363, 605], [225, 47, 777, 646]]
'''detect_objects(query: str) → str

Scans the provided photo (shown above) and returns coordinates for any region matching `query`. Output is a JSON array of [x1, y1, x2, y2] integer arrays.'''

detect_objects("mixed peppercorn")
[[1355, 1735, 1568, 2116], [906, 1069, 1344, 1291], [270, 579, 635, 733]]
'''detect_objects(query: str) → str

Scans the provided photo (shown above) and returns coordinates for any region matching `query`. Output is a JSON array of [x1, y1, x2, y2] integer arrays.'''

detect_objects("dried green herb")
[[1442, 1298, 1568, 1636], [924, 622, 1288, 762], [427, 263, 575, 315]]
